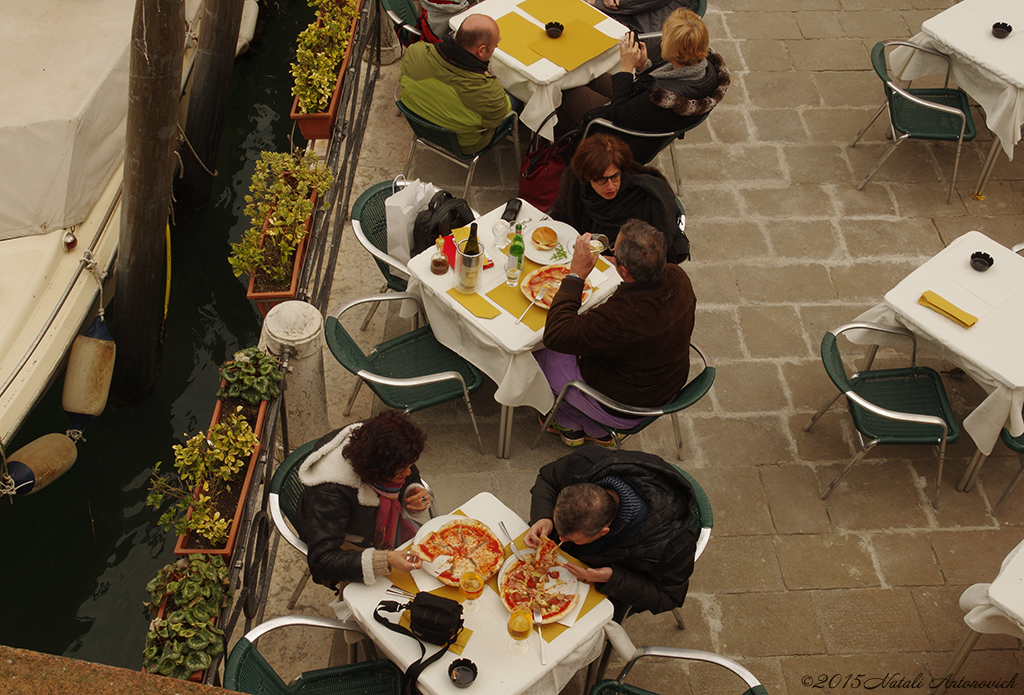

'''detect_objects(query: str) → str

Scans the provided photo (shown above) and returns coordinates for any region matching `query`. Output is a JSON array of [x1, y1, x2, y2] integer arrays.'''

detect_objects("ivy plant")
[[217, 346, 284, 404], [291, 0, 361, 114]]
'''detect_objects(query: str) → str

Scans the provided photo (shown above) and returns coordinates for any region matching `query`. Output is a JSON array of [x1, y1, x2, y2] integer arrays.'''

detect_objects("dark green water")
[[0, 0, 314, 669]]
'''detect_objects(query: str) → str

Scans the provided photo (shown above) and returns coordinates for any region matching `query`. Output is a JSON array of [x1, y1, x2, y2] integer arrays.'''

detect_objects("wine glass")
[[459, 571, 484, 615], [507, 607, 532, 655]]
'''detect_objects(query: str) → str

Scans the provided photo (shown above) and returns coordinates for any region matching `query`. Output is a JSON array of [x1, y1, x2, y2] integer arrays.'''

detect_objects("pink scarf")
[[370, 477, 417, 550]]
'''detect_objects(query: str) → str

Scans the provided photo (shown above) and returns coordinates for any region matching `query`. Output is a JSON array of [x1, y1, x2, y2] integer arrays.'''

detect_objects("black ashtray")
[[449, 658, 478, 688], [992, 22, 1012, 38], [970, 251, 994, 271], [545, 22, 564, 38]]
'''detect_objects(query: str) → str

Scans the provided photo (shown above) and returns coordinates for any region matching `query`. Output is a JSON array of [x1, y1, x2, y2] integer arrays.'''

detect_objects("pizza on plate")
[[530, 535, 562, 574], [499, 554, 579, 624], [520, 265, 594, 309], [411, 518, 503, 587]]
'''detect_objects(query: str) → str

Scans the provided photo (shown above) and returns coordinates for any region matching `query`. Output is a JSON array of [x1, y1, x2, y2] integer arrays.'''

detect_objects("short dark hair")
[[455, 15, 494, 51], [615, 219, 666, 282], [571, 133, 634, 184], [553, 483, 617, 537], [343, 410, 426, 486]]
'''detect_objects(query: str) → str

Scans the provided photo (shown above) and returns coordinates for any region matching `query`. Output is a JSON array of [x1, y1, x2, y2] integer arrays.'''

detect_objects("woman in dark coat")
[[549, 132, 689, 262], [294, 410, 431, 590]]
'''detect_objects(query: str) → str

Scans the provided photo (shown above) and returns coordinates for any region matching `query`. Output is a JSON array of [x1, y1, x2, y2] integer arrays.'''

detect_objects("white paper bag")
[[385, 179, 439, 264]]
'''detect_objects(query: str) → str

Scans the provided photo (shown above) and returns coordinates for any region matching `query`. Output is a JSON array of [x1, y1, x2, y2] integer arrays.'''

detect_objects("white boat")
[[0, 0, 258, 448]]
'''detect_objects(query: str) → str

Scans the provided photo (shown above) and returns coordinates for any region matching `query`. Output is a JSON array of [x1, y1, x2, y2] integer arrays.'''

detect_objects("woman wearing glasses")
[[550, 132, 688, 262]]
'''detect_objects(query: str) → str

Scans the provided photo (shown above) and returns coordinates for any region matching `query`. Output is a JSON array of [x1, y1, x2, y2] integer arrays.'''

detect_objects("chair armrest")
[[330, 292, 425, 320], [556, 379, 665, 417], [690, 341, 713, 369], [242, 615, 366, 644], [582, 117, 676, 141], [885, 80, 969, 134], [269, 492, 308, 556], [617, 647, 763, 689], [352, 219, 411, 281], [356, 369, 470, 395], [844, 389, 952, 441], [384, 9, 421, 36], [883, 39, 953, 86]]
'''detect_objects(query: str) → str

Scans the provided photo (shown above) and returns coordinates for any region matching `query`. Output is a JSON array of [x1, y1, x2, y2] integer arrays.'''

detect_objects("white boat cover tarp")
[[0, 0, 136, 241]]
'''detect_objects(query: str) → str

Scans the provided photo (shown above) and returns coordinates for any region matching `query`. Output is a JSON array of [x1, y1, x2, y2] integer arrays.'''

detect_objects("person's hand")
[[524, 519, 554, 548], [403, 485, 431, 512], [569, 233, 598, 279], [387, 548, 423, 572], [565, 562, 613, 583], [619, 32, 645, 73], [604, 0, 621, 8]]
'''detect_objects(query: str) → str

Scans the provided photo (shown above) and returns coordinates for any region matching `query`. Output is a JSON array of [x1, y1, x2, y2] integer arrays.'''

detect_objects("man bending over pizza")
[[534, 218, 696, 448], [525, 446, 697, 621]]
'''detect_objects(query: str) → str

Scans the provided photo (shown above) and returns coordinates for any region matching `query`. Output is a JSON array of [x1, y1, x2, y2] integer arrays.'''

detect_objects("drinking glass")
[[507, 608, 532, 655], [505, 265, 522, 288], [590, 234, 610, 254], [459, 571, 484, 615], [492, 219, 511, 250]]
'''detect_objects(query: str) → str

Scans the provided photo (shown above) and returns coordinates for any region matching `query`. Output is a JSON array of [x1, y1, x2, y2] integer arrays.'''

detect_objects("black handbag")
[[374, 593, 464, 695], [519, 111, 580, 212]]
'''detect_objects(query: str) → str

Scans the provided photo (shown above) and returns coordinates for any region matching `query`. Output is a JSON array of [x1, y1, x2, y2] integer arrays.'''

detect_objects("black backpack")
[[411, 191, 474, 256]]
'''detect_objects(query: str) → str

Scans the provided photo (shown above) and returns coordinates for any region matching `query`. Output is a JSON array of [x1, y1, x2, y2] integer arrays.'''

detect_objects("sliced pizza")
[[530, 535, 562, 574], [411, 518, 503, 587], [499, 556, 580, 624], [520, 265, 594, 309]]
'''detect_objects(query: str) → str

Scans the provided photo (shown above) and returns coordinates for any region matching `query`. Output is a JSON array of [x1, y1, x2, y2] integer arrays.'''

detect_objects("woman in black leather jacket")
[[295, 411, 431, 590]]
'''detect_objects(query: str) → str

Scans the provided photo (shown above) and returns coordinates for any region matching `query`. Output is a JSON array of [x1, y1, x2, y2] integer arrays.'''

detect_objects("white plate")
[[522, 220, 579, 265], [496, 548, 579, 623], [410, 514, 464, 580]]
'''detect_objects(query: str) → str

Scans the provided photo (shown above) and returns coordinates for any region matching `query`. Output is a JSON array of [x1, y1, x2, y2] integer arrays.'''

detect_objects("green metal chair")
[[325, 292, 486, 453], [379, 0, 421, 47], [396, 89, 521, 200], [851, 41, 977, 204], [590, 646, 768, 695], [269, 438, 438, 607], [351, 180, 412, 331], [804, 322, 960, 507], [223, 614, 402, 694], [531, 343, 715, 460]]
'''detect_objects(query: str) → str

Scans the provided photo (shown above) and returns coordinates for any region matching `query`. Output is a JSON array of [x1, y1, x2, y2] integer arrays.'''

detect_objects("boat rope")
[[65, 429, 86, 444], [177, 124, 218, 177], [83, 251, 109, 321], [0, 443, 15, 501]]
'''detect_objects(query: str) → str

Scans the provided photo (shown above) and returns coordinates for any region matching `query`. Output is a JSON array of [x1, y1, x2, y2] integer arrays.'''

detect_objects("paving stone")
[[846, 140, 945, 184], [678, 186, 745, 220], [694, 307, 745, 361], [712, 41, 744, 74], [889, 182, 972, 216], [750, 109, 809, 143], [829, 260, 922, 301], [902, 9, 943, 34], [691, 535, 786, 593], [832, 181, 898, 216], [737, 305, 808, 359], [926, 649, 1024, 695], [718, 592, 827, 656], [725, 12, 804, 40], [803, 105, 885, 144], [776, 534, 880, 589], [740, 185, 838, 219], [814, 71, 880, 107], [713, 360, 791, 412], [819, 459, 933, 530], [695, 464, 777, 538], [794, 12, 844, 39], [746, 72, 823, 108], [762, 463, 833, 534], [960, 181, 1024, 218], [764, 219, 841, 260], [792, 410, 857, 463], [786, 39, 870, 71], [839, 217, 944, 258], [783, 144, 855, 184], [910, 585, 1020, 654], [679, 145, 784, 182], [781, 653, 934, 694], [692, 416, 793, 469], [738, 40, 795, 72], [708, 111, 753, 144], [781, 356, 843, 411], [736, 262, 837, 303], [932, 215, 1024, 249], [694, 220, 769, 261], [871, 533, 945, 587], [812, 587, 930, 653], [688, 262, 741, 304], [838, 10, 910, 37], [929, 530, 1024, 586]]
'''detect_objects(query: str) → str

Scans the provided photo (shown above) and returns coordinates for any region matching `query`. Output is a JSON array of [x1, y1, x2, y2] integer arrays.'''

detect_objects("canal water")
[[0, 0, 314, 670]]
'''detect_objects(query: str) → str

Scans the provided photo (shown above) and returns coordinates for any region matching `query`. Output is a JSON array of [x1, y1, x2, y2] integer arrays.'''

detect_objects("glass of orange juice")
[[507, 607, 532, 655], [459, 571, 484, 615]]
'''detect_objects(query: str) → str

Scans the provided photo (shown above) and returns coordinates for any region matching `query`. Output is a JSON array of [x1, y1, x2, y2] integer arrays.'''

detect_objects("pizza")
[[531, 536, 562, 574], [498, 551, 579, 624], [411, 518, 503, 587], [520, 265, 594, 309]]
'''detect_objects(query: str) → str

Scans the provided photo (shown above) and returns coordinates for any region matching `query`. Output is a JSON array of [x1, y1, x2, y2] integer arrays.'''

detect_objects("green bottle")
[[506, 224, 525, 287]]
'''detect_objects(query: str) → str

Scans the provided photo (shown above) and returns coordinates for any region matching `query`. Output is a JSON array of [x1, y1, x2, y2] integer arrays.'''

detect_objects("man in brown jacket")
[[535, 219, 696, 446]]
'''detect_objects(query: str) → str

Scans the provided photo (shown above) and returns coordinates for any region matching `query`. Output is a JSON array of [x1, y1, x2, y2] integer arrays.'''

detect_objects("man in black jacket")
[[524, 447, 697, 621]]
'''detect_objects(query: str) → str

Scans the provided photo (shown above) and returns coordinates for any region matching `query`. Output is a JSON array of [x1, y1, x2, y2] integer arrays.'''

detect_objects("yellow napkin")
[[518, 0, 608, 27], [527, 18, 618, 72], [446, 287, 501, 318], [919, 290, 977, 328], [495, 12, 544, 66], [400, 604, 474, 655]]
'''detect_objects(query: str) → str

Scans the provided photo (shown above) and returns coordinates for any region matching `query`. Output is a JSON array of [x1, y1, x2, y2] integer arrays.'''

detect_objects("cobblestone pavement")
[[245, 2, 1024, 693]]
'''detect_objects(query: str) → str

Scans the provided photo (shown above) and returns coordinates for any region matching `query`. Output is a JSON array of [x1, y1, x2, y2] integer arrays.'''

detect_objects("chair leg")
[[342, 380, 363, 417], [856, 133, 909, 191], [287, 566, 312, 609], [462, 394, 485, 455], [820, 441, 879, 500], [672, 606, 686, 630], [669, 142, 680, 191], [463, 158, 479, 200], [992, 454, 1024, 516], [934, 628, 982, 695], [360, 283, 389, 332], [933, 439, 948, 509], [403, 138, 417, 179], [804, 390, 844, 432], [670, 412, 684, 460], [947, 136, 965, 205], [849, 101, 888, 148]]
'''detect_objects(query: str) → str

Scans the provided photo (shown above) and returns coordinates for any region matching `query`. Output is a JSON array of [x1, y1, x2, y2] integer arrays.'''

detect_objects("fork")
[[515, 288, 545, 325], [534, 607, 547, 665]]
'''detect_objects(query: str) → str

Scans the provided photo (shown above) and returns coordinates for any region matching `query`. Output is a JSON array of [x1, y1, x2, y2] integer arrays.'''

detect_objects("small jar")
[[430, 236, 449, 275]]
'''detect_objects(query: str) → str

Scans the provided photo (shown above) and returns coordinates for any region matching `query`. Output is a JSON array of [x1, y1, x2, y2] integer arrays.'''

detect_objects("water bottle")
[[506, 224, 525, 287]]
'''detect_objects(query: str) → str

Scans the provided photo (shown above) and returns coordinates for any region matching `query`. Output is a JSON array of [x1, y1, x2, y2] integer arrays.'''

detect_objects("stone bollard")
[[260, 301, 331, 447]]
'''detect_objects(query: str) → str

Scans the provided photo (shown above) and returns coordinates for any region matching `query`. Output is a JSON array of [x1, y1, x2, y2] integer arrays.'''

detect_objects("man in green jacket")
[[399, 14, 511, 155]]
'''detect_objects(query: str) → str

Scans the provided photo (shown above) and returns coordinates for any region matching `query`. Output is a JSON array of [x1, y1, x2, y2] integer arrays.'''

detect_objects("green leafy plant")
[[291, 0, 361, 114], [217, 347, 284, 404], [143, 554, 232, 680], [228, 150, 334, 288], [147, 409, 259, 546]]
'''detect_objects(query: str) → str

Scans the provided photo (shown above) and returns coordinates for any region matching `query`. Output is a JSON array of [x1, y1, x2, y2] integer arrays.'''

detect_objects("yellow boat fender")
[[2, 433, 78, 496], [62, 316, 116, 437]]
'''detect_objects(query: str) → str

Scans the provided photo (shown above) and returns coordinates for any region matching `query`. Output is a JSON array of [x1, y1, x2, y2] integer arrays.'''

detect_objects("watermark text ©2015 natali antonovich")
[[800, 673, 1019, 690]]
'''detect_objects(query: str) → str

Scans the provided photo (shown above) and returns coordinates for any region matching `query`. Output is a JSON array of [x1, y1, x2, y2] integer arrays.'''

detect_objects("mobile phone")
[[500, 198, 523, 223]]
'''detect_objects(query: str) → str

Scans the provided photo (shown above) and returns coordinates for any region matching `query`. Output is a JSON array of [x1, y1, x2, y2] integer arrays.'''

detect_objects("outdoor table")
[[852, 231, 1024, 491], [450, 0, 629, 140], [343, 492, 615, 695], [403, 199, 623, 458], [890, 0, 1024, 198]]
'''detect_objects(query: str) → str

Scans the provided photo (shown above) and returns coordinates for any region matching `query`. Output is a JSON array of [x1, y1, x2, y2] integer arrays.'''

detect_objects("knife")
[[499, 521, 526, 562]]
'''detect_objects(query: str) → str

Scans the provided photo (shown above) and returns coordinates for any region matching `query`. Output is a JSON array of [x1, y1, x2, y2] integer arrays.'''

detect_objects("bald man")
[[400, 15, 511, 154]]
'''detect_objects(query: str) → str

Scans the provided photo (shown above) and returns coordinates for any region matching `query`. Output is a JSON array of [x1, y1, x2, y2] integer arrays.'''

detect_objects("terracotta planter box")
[[245, 230, 309, 317], [289, 3, 362, 141], [146, 595, 206, 682], [173, 441, 263, 558]]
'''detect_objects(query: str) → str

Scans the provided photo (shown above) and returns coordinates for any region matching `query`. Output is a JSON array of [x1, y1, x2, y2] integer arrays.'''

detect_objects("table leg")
[[498, 404, 515, 459], [958, 449, 988, 492], [969, 139, 1001, 199]]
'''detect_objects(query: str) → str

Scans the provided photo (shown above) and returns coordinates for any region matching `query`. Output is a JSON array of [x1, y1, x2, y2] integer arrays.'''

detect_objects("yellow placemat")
[[518, 0, 608, 28], [496, 12, 544, 66], [389, 567, 420, 596], [400, 604, 474, 655], [919, 290, 977, 328], [527, 18, 618, 72], [446, 287, 501, 318], [486, 267, 548, 332]]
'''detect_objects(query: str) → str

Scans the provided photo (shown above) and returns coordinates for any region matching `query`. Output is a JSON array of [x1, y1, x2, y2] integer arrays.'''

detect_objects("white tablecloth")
[[451, 0, 628, 140], [343, 492, 614, 695], [852, 231, 1024, 455], [403, 200, 623, 414], [890, 0, 1024, 159]]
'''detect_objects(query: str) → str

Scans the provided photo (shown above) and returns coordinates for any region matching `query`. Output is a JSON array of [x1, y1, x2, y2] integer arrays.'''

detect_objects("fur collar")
[[297, 423, 379, 507], [649, 51, 730, 117]]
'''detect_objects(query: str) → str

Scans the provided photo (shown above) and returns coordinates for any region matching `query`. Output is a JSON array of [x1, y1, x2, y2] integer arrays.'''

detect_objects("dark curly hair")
[[343, 410, 426, 486]]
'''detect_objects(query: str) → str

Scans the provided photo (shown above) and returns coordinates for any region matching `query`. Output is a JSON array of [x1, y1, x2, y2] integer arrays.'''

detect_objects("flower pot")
[[210, 389, 269, 441], [245, 233, 308, 317], [289, 2, 362, 141], [173, 441, 263, 558]]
